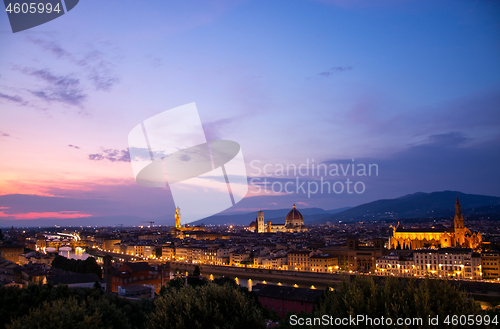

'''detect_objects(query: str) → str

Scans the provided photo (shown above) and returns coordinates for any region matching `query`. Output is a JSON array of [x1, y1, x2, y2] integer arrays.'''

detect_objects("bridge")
[[45, 239, 87, 251], [38, 232, 87, 251]]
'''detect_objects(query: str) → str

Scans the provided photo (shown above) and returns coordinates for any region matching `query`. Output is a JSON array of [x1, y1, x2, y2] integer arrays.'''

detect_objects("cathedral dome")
[[285, 204, 304, 226]]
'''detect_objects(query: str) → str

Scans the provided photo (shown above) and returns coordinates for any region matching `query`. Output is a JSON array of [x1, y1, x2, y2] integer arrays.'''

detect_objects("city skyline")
[[1, 0, 500, 225]]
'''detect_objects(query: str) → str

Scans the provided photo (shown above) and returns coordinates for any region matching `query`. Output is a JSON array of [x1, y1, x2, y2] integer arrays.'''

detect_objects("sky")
[[0, 0, 499, 226]]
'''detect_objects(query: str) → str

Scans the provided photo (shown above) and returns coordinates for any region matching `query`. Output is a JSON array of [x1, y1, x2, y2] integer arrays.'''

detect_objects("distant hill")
[[0, 207, 351, 228], [190, 207, 351, 226], [3, 191, 499, 228], [316, 191, 500, 223]]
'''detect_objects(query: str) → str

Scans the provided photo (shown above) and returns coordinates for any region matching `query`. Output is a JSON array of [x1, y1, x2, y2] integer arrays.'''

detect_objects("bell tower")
[[175, 207, 181, 229], [454, 197, 465, 246], [257, 211, 265, 233]]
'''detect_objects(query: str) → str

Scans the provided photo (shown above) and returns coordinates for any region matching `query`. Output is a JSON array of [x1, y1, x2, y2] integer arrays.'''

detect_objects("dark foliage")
[[148, 282, 266, 329], [278, 276, 500, 329], [51, 255, 102, 278], [0, 283, 152, 329], [192, 265, 201, 276]]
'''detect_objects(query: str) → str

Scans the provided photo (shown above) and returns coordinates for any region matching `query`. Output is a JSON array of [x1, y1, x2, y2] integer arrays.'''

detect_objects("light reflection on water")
[[58, 247, 91, 260], [210, 275, 283, 290]]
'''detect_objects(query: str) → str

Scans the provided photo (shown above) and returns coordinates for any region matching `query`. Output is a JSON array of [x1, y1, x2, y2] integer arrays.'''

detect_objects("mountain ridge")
[[2, 191, 499, 227]]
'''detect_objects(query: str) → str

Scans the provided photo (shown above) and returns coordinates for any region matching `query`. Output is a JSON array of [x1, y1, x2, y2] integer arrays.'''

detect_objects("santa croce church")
[[389, 198, 482, 250]]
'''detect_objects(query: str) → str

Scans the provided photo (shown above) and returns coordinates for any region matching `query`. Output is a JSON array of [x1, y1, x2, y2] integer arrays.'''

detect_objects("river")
[[56, 247, 92, 260]]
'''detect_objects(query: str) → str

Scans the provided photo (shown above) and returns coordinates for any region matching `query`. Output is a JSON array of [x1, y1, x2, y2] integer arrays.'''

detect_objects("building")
[[376, 253, 415, 277], [389, 198, 482, 250], [262, 256, 287, 270], [254, 284, 324, 318], [347, 238, 386, 273], [481, 251, 499, 279], [0, 259, 21, 286], [255, 204, 307, 233], [175, 247, 191, 262], [200, 246, 218, 265], [48, 273, 101, 288], [170, 208, 206, 236], [161, 245, 175, 260], [110, 262, 169, 294], [216, 247, 234, 265], [287, 250, 312, 271], [310, 254, 339, 273], [413, 248, 482, 279], [104, 238, 121, 251], [13, 264, 48, 286], [118, 284, 155, 299], [187, 232, 225, 240], [230, 250, 250, 266], [0, 244, 24, 264]]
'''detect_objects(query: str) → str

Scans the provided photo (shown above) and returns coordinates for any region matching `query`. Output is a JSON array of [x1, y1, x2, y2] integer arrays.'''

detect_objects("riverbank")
[[169, 262, 500, 305]]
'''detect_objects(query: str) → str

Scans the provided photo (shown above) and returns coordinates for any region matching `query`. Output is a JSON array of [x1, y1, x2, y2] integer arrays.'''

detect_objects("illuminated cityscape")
[[1, 0, 500, 327]]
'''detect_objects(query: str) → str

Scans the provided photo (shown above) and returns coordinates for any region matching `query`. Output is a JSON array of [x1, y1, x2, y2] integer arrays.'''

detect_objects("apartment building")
[[376, 253, 414, 277], [481, 251, 499, 279], [310, 254, 339, 273], [413, 248, 482, 279], [287, 250, 312, 271]]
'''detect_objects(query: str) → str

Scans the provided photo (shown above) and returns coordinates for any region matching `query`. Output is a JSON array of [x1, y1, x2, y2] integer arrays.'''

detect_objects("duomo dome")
[[285, 204, 304, 227]]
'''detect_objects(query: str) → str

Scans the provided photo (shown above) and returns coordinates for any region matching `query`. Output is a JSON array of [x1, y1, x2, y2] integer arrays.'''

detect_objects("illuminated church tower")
[[454, 197, 466, 246], [390, 196, 481, 250], [175, 207, 181, 229], [257, 211, 265, 233]]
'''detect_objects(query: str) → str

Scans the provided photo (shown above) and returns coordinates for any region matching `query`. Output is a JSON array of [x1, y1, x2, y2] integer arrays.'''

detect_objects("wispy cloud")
[[318, 66, 352, 77], [17, 67, 87, 106], [79, 50, 120, 91], [0, 92, 28, 105], [0, 131, 11, 137], [203, 117, 240, 140], [27, 37, 121, 92], [68, 144, 80, 149], [26, 36, 72, 60], [425, 132, 471, 146], [145, 54, 162, 68], [89, 148, 131, 162]]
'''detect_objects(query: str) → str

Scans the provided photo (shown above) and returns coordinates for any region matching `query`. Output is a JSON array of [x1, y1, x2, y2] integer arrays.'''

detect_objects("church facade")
[[389, 198, 482, 250], [249, 204, 307, 233]]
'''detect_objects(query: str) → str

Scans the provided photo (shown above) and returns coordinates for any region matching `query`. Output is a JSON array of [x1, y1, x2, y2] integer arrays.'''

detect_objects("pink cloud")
[[0, 211, 92, 220]]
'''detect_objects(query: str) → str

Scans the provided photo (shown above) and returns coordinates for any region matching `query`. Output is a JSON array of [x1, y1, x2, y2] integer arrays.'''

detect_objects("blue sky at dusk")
[[0, 0, 499, 225]]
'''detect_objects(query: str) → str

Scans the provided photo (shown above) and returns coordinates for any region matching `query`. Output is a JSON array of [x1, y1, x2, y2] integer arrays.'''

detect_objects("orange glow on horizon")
[[0, 211, 92, 220]]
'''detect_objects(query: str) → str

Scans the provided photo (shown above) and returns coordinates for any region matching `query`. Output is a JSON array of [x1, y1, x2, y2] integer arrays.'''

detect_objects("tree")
[[6, 296, 133, 329], [0, 283, 151, 329], [93, 281, 102, 291], [311, 276, 485, 329], [213, 276, 238, 289], [6, 297, 103, 329], [167, 277, 185, 289], [51, 255, 102, 278], [193, 265, 201, 276], [148, 283, 266, 329]]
